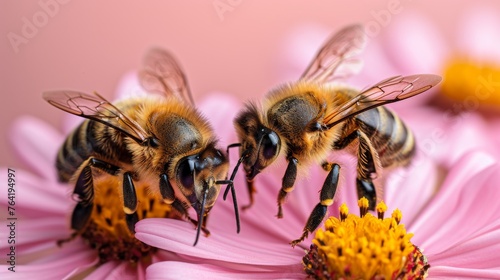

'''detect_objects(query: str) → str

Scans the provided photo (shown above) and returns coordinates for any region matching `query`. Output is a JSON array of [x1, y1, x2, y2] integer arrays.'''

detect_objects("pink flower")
[[135, 81, 500, 278], [0, 116, 100, 279], [138, 146, 500, 278], [136, 18, 500, 278], [0, 73, 241, 279]]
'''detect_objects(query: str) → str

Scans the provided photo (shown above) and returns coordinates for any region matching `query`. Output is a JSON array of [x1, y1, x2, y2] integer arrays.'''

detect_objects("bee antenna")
[[216, 177, 241, 234], [193, 184, 209, 246], [223, 143, 243, 200], [223, 149, 250, 200]]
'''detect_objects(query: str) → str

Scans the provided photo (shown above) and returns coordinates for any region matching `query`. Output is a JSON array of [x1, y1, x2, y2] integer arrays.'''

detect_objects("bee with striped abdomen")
[[44, 49, 239, 248], [226, 25, 441, 246]]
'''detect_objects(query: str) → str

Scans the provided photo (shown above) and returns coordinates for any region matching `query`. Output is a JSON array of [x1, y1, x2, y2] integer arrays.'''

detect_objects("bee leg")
[[87, 157, 121, 176], [125, 212, 139, 233], [69, 202, 94, 235], [356, 132, 378, 210], [277, 157, 298, 218], [69, 158, 120, 232], [332, 129, 359, 150], [83, 159, 138, 233], [291, 164, 340, 247], [241, 179, 255, 210], [159, 173, 175, 204], [123, 172, 138, 215], [333, 130, 378, 210]]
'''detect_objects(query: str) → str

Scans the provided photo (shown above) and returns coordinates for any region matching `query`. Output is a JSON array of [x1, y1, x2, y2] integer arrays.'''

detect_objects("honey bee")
[[226, 25, 441, 246], [44, 49, 239, 246]]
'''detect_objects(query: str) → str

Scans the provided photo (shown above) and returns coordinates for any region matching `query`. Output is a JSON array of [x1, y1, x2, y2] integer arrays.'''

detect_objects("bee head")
[[245, 127, 281, 180], [173, 142, 230, 245], [234, 105, 281, 181], [175, 143, 228, 211]]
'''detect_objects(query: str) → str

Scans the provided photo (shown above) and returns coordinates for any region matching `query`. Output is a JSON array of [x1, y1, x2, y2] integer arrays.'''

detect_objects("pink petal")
[[0, 241, 96, 279], [13, 240, 63, 258], [457, 5, 500, 64], [491, 118, 500, 147], [0, 168, 71, 217], [114, 71, 149, 100], [197, 92, 242, 146], [385, 152, 439, 225], [276, 23, 331, 81], [0, 217, 70, 252], [410, 151, 497, 252], [427, 224, 500, 268], [64, 258, 100, 280], [136, 261, 146, 280], [147, 261, 305, 280], [9, 116, 64, 181], [153, 250, 181, 263], [135, 218, 302, 266], [62, 114, 84, 135], [103, 262, 141, 280], [400, 108, 500, 167], [86, 261, 121, 279], [439, 114, 500, 167], [429, 266, 500, 279], [383, 12, 448, 75], [350, 39, 401, 89]]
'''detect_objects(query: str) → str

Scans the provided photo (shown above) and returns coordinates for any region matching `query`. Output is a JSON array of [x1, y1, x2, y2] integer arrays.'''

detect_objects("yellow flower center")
[[303, 198, 429, 280], [441, 58, 500, 107], [59, 177, 180, 264]]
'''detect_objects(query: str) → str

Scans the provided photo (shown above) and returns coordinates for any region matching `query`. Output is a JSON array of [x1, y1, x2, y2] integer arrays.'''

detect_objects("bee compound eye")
[[177, 158, 195, 190], [261, 131, 280, 160]]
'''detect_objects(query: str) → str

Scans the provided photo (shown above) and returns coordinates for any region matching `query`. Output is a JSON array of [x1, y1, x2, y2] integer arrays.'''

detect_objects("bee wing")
[[324, 74, 442, 128], [139, 48, 195, 105], [43, 90, 149, 143], [301, 24, 366, 83]]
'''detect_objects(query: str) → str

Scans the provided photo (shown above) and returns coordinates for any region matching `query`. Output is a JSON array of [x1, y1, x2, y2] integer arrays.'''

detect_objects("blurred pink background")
[[2, 1, 500, 168]]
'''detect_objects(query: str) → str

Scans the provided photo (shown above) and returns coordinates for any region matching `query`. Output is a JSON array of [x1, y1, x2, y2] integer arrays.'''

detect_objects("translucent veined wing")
[[301, 24, 366, 83], [139, 48, 195, 105], [43, 90, 149, 144], [324, 74, 442, 128]]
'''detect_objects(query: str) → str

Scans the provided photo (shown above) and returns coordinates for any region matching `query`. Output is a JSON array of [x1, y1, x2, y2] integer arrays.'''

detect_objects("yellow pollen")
[[441, 58, 500, 107], [377, 201, 388, 219], [303, 199, 429, 279], [62, 177, 181, 264], [392, 209, 402, 225], [339, 203, 349, 222], [358, 197, 369, 217]]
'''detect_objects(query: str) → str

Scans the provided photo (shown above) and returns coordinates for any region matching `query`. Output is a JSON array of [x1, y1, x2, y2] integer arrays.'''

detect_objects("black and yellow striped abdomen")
[[355, 106, 415, 169], [56, 120, 132, 182]]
